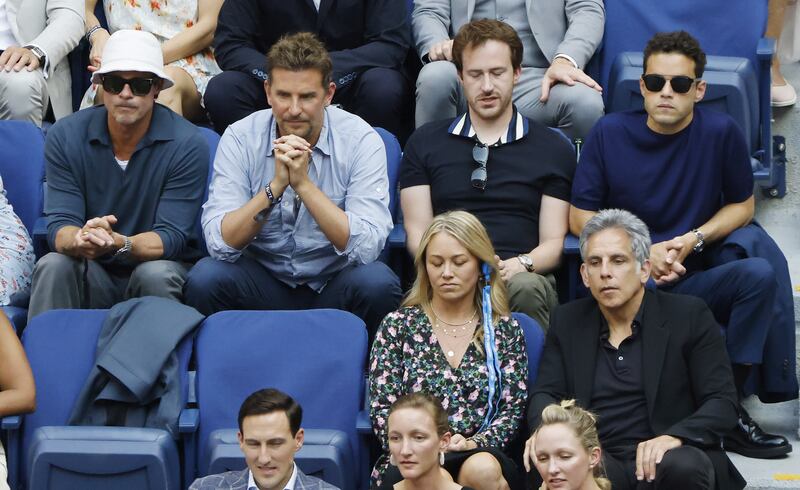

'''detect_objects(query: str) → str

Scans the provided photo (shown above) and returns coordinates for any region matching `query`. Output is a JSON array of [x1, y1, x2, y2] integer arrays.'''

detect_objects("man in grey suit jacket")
[[413, 0, 604, 139], [189, 389, 340, 490], [0, 0, 82, 125]]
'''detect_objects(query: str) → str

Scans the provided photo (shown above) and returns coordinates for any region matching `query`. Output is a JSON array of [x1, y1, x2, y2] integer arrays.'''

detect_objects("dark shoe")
[[724, 407, 792, 459]]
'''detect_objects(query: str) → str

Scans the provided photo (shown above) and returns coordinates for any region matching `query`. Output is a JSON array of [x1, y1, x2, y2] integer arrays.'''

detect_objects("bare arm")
[[400, 185, 434, 257], [161, 0, 224, 64], [0, 311, 35, 417], [529, 196, 570, 274], [568, 205, 597, 236]]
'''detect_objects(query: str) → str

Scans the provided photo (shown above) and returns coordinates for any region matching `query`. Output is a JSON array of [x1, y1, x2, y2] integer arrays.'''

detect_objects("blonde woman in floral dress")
[[369, 211, 528, 490], [83, 0, 222, 121]]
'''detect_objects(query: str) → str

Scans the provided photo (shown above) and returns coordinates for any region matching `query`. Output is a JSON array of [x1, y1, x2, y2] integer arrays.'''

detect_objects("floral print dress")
[[368, 305, 528, 485], [0, 176, 34, 305], [104, 0, 221, 95]]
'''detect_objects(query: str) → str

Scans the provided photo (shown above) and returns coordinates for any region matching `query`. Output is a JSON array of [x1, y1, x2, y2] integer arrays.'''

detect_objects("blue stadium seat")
[[374, 127, 404, 273], [511, 313, 546, 389], [186, 309, 368, 490], [6, 309, 192, 490], [599, 0, 783, 196], [196, 127, 220, 255], [0, 121, 45, 237], [0, 121, 46, 327]]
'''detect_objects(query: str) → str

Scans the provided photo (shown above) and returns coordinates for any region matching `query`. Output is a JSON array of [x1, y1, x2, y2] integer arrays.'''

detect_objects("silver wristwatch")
[[23, 45, 46, 67], [691, 229, 705, 253], [114, 236, 132, 257], [517, 254, 535, 272]]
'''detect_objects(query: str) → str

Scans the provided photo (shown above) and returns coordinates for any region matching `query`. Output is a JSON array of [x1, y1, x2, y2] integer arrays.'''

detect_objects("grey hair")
[[579, 209, 652, 267]]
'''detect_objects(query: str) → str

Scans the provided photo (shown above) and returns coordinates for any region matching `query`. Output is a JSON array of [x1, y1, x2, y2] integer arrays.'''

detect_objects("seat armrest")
[[1, 415, 20, 430], [178, 408, 199, 433], [356, 410, 372, 435], [757, 37, 775, 61]]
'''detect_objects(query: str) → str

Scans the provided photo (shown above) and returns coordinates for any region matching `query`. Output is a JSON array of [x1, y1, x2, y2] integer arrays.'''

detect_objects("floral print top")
[[368, 305, 528, 484], [104, 0, 221, 95], [0, 176, 34, 305]]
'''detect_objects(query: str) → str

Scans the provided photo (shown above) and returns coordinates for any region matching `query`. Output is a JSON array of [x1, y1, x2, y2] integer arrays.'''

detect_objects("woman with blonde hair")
[[370, 210, 528, 490], [532, 400, 611, 490]]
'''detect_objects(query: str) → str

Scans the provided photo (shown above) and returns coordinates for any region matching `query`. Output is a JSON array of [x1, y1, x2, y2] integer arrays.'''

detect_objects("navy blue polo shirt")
[[400, 108, 576, 259], [571, 108, 753, 244], [44, 104, 209, 267]]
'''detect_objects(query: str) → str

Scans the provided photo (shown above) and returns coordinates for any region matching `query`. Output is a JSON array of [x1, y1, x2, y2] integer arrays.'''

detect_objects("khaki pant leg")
[[0, 68, 48, 126], [506, 272, 558, 330]]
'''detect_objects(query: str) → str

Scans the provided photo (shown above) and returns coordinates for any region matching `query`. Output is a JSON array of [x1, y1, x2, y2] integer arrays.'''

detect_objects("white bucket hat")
[[91, 30, 174, 89]]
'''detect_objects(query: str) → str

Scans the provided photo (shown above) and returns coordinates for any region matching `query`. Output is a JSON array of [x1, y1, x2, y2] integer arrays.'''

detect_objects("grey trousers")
[[27, 253, 188, 321], [415, 61, 604, 140], [507, 271, 558, 330], [0, 68, 48, 126]]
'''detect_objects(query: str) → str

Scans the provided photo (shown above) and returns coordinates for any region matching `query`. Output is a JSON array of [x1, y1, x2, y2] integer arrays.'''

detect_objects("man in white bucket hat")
[[28, 29, 209, 320]]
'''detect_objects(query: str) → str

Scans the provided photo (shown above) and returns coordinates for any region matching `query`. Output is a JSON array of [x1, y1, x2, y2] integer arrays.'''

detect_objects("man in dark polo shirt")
[[400, 19, 576, 329], [569, 31, 794, 458], [525, 209, 745, 490], [27, 30, 208, 320]]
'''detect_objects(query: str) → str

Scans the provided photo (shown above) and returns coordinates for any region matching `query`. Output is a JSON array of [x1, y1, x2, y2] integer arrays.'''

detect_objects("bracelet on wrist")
[[86, 25, 104, 44]]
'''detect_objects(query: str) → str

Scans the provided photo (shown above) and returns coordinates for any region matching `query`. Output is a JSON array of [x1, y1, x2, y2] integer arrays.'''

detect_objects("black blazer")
[[213, 0, 410, 88], [527, 289, 745, 490]]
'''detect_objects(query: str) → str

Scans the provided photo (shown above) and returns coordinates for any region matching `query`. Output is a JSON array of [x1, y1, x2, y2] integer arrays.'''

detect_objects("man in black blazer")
[[203, 0, 412, 138], [525, 209, 745, 490]]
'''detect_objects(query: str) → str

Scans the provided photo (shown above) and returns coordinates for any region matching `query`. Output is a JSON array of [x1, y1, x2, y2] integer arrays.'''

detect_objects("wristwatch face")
[[518, 254, 534, 271]]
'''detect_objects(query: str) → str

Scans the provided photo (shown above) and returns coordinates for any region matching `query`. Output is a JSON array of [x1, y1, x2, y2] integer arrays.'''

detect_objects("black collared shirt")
[[590, 300, 655, 451]]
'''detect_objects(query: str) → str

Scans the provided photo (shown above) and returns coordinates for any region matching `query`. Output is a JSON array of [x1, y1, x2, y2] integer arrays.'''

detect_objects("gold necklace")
[[431, 310, 478, 357]]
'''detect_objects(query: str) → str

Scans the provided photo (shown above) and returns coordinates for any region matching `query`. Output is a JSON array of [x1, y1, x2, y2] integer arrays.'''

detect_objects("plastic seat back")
[[0, 121, 45, 236], [195, 309, 367, 489], [19, 309, 192, 490], [511, 313, 546, 389]]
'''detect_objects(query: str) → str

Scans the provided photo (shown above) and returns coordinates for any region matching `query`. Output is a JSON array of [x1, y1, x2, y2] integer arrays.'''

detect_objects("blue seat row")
[[0, 308, 545, 490]]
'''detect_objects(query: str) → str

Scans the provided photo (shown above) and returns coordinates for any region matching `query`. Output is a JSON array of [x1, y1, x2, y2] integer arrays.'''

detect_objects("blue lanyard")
[[478, 263, 503, 433]]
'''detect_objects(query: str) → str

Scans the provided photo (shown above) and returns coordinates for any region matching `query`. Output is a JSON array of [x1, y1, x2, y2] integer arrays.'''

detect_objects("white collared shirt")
[[247, 463, 298, 490], [313, 0, 320, 10]]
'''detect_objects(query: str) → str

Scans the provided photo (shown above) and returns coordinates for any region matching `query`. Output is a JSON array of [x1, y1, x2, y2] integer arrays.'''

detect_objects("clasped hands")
[[271, 134, 313, 193], [73, 215, 123, 259], [445, 434, 477, 452], [650, 231, 699, 285], [524, 433, 681, 483]]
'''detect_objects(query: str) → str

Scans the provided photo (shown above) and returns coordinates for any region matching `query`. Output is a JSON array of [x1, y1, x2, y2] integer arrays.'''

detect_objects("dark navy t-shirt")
[[571, 108, 753, 244]]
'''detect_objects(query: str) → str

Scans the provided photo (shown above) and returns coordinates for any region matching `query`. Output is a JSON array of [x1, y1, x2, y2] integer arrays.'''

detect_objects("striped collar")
[[447, 106, 529, 145]]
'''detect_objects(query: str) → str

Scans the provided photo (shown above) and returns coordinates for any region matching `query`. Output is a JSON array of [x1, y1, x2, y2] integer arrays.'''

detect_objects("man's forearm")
[[123, 231, 164, 261], [529, 237, 565, 274], [220, 183, 284, 250], [569, 206, 597, 236], [54, 225, 82, 256], [694, 197, 754, 246], [295, 181, 350, 251]]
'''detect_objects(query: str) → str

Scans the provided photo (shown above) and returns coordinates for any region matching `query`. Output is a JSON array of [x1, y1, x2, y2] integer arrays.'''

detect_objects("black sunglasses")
[[641, 74, 698, 94], [101, 75, 156, 96], [471, 143, 489, 190]]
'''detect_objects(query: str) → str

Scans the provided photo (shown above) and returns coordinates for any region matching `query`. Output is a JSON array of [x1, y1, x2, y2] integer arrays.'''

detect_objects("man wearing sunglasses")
[[400, 20, 576, 330], [569, 31, 795, 459], [27, 30, 209, 320]]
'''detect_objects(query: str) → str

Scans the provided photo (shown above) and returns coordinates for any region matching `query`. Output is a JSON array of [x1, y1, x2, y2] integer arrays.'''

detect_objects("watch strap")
[[691, 229, 705, 253], [254, 183, 282, 222]]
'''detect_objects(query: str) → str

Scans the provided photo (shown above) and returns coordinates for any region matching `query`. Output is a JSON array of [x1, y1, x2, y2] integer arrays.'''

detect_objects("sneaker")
[[723, 407, 792, 459], [771, 82, 797, 107]]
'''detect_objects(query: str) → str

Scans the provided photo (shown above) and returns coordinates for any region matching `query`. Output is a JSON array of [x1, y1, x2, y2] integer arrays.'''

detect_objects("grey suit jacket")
[[3, 0, 83, 118], [189, 468, 341, 490], [412, 0, 604, 69]]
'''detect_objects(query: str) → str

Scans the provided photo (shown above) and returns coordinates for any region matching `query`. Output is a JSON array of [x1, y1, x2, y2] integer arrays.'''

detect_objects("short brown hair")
[[452, 19, 523, 73], [267, 32, 333, 87]]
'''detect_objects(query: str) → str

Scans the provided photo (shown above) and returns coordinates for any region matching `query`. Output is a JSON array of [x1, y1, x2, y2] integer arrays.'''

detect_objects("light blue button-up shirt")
[[203, 106, 392, 292]]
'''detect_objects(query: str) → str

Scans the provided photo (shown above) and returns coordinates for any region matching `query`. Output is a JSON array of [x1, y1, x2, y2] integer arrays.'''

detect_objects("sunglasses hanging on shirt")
[[471, 142, 489, 190]]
